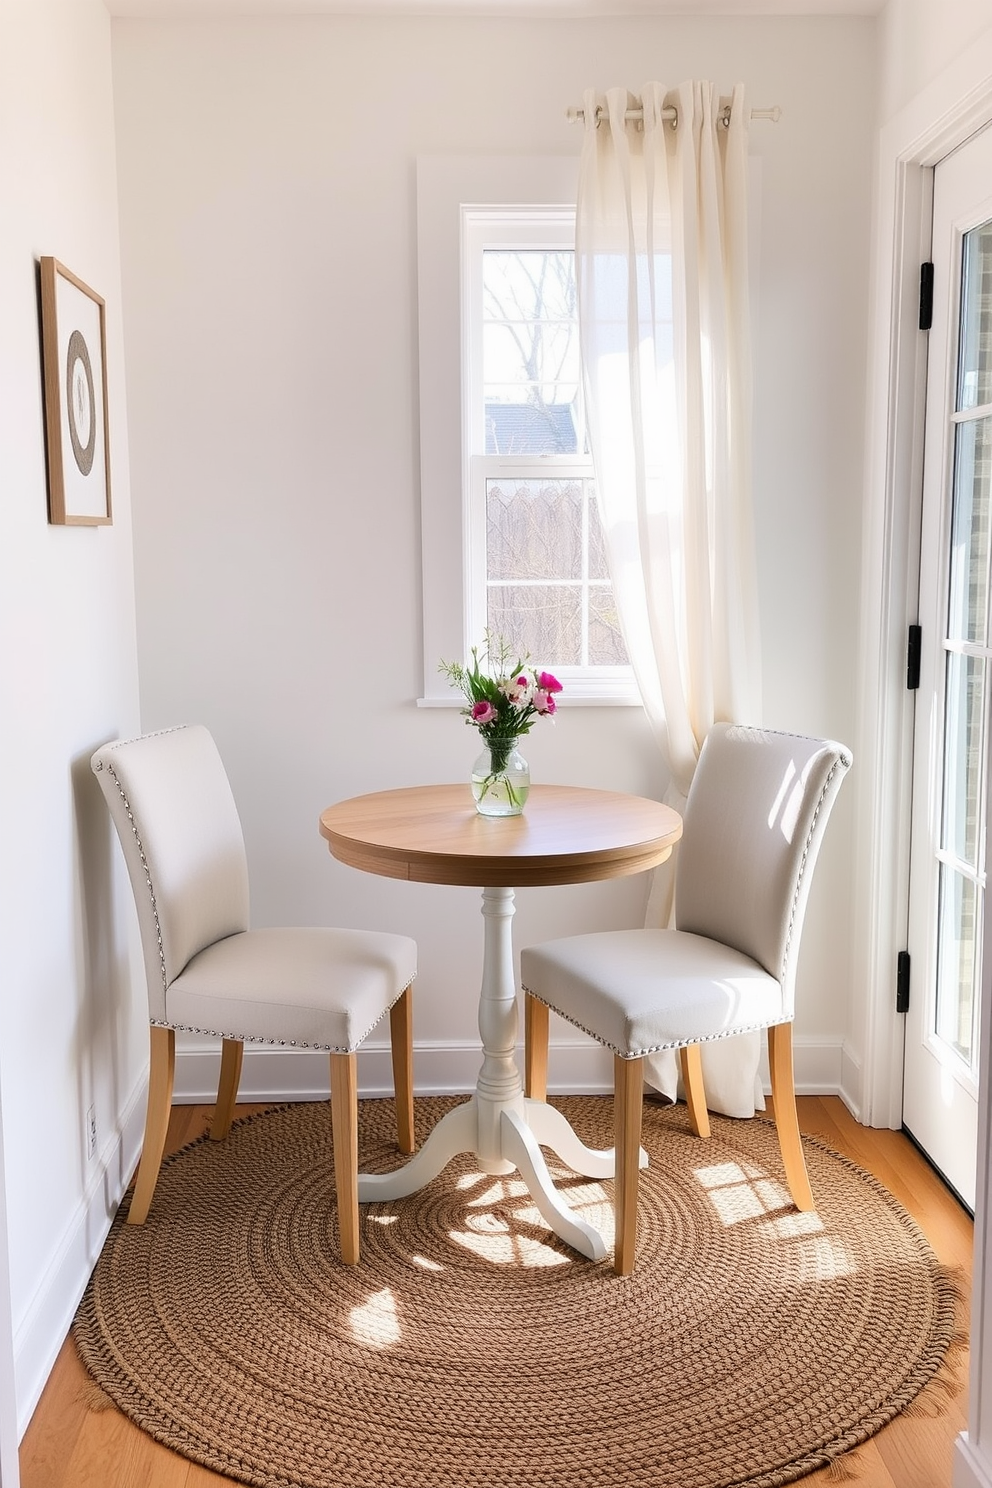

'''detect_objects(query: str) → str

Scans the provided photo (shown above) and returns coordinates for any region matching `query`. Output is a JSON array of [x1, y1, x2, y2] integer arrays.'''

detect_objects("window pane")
[[487, 480, 582, 580], [483, 322, 581, 390], [484, 396, 579, 454], [947, 415, 992, 644], [935, 863, 979, 1064], [482, 249, 581, 455], [487, 584, 582, 666], [483, 250, 576, 322], [957, 222, 992, 412], [589, 589, 628, 665], [941, 651, 986, 869]]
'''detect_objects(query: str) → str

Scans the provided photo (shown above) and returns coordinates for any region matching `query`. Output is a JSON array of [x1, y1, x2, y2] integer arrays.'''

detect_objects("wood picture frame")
[[39, 257, 112, 526]]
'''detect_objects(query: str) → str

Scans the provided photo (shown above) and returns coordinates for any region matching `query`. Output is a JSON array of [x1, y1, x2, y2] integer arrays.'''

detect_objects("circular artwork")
[[65, 328, 96, 476]]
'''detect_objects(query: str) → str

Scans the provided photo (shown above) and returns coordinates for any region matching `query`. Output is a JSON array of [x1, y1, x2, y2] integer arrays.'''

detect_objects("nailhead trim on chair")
[[94, 742, 174, 999], [95, 729, 417, 1052], [779, 751, 851, 984], [148, 978, 418, 1057], [515, 994, 785, 1060]]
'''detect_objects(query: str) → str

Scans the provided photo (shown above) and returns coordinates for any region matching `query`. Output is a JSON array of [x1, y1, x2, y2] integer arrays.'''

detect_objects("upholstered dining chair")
[[91, 724, 417, 1265], [521, 723, 852, 1275]]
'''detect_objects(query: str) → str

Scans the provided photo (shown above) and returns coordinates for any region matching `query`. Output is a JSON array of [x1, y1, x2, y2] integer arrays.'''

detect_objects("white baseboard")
[[14, 1083, 146, 1439], [172, 1038, 619, 1103], [172, 1033, 849, 1104], [955, 1434, 992, 1488], [766, 1034, 847, 1100], [838, 1041, 866, 1124]]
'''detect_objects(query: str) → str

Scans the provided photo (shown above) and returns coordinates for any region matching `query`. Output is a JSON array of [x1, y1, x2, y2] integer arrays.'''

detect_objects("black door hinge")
[[907, 624, 922, 689], [897, 950, 911, 1013], [919, 262, 934, 331]]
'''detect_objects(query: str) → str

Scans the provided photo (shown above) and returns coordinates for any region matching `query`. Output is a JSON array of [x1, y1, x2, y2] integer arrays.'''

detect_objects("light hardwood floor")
[[19, 1096, 975, 1488]]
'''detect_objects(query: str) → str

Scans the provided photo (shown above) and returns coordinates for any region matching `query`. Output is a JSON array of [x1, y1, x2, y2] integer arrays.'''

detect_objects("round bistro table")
[[319, 782, 682, 1260]]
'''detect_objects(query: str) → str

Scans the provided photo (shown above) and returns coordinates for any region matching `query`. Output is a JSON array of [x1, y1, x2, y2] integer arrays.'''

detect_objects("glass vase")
[[471, 736, 530, 817]]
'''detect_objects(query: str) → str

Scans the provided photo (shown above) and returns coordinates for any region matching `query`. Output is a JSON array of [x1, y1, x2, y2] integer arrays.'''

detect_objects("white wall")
[[110, 12, 876, 1105], [0, 0, 143, 1439], [879, 0, 992, 121]]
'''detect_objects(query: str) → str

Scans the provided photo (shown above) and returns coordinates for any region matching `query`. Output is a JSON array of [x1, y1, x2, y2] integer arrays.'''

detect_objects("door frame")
[[858, 36, 992, 1488], [900, 126, 992, 1209], [858, 70, 992, 1131]]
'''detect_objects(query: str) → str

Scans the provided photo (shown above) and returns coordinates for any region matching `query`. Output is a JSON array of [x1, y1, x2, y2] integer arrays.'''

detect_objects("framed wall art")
[[39, 257, 112, 526]]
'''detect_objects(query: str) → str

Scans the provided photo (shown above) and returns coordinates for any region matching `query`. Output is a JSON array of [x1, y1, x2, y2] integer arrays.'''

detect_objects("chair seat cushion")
[[520, 929, 785, 1057], [167, 926, 417, 1052]]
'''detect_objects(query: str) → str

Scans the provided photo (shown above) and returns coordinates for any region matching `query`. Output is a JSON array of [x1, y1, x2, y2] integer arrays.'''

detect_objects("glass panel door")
[[904, 127, 992, 1211]]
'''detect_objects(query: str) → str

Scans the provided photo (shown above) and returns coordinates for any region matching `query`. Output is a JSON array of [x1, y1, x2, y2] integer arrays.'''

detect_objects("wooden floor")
[[19, 1095, 975, 1488]]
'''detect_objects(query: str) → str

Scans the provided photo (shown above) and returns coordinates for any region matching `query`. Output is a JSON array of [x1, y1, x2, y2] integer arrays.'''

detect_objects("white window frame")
[[416, 155, 640, 706]]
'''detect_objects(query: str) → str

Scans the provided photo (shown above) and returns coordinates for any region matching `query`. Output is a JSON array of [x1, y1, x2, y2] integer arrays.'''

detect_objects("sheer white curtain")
[[576, 81, 764, 1116]]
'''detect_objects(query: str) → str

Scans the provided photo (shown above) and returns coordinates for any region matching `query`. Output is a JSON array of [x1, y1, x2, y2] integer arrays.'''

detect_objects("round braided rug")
[[74, 1096, 957, 1488]]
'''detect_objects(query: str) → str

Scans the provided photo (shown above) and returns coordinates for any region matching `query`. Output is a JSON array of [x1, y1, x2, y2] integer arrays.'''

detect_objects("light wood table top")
[[319, 782, 683, 888]]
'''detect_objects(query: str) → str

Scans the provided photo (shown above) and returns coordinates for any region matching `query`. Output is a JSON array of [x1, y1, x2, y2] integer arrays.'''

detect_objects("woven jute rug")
[[73, 1096, 960, 1488]]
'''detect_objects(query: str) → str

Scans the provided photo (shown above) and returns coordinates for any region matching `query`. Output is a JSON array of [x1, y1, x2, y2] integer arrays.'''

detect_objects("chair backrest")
[[91, 725, 250, 1021], [675, 724, 852, 1011]]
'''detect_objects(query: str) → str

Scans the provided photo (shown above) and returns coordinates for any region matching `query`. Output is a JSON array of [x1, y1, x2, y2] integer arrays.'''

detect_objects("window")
[[463, 214, 629, 684], [417, 156, 638, 705]]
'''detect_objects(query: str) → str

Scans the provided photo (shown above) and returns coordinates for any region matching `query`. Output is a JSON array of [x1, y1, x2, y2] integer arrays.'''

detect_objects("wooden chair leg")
[[524, 994, 549, 1101], [679, 1045, 711, 1138], [128, 1025, 175, 1225], [614, 1054, 644, 1276], [330, 1052, 360, 1265], [210, 1037, 244, 1141], [389, 986, 415, 1156], [768, 1022, 815, 1211]]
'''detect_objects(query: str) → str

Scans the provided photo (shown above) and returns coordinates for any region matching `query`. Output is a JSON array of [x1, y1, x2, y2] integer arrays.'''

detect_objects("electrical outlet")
[[86, 1105, 97, 1161]]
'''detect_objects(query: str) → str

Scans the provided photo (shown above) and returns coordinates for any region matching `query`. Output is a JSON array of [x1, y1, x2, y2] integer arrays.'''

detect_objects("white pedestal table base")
[[356, 886, 648, 1262]]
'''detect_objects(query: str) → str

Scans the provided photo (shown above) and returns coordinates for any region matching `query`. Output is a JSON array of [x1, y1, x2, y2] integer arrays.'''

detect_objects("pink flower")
[[536, 671, 562, 694], [513, 675, 529, 690], [533, 690, 556, 715], [471, 700, 497, 724]]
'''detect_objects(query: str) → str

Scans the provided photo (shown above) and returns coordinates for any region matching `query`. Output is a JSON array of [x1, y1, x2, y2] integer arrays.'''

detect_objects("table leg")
[[474, 887, 524, 1174], [357, 1100, 477, 1202], [356, 883, 616, 1261], [523, 1097, 649, 1179], [500, 1108, 608, 1261]]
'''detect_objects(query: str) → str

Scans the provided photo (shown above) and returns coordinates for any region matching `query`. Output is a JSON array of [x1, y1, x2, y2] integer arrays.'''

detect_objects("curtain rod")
[[566, 104, 782, 127]]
